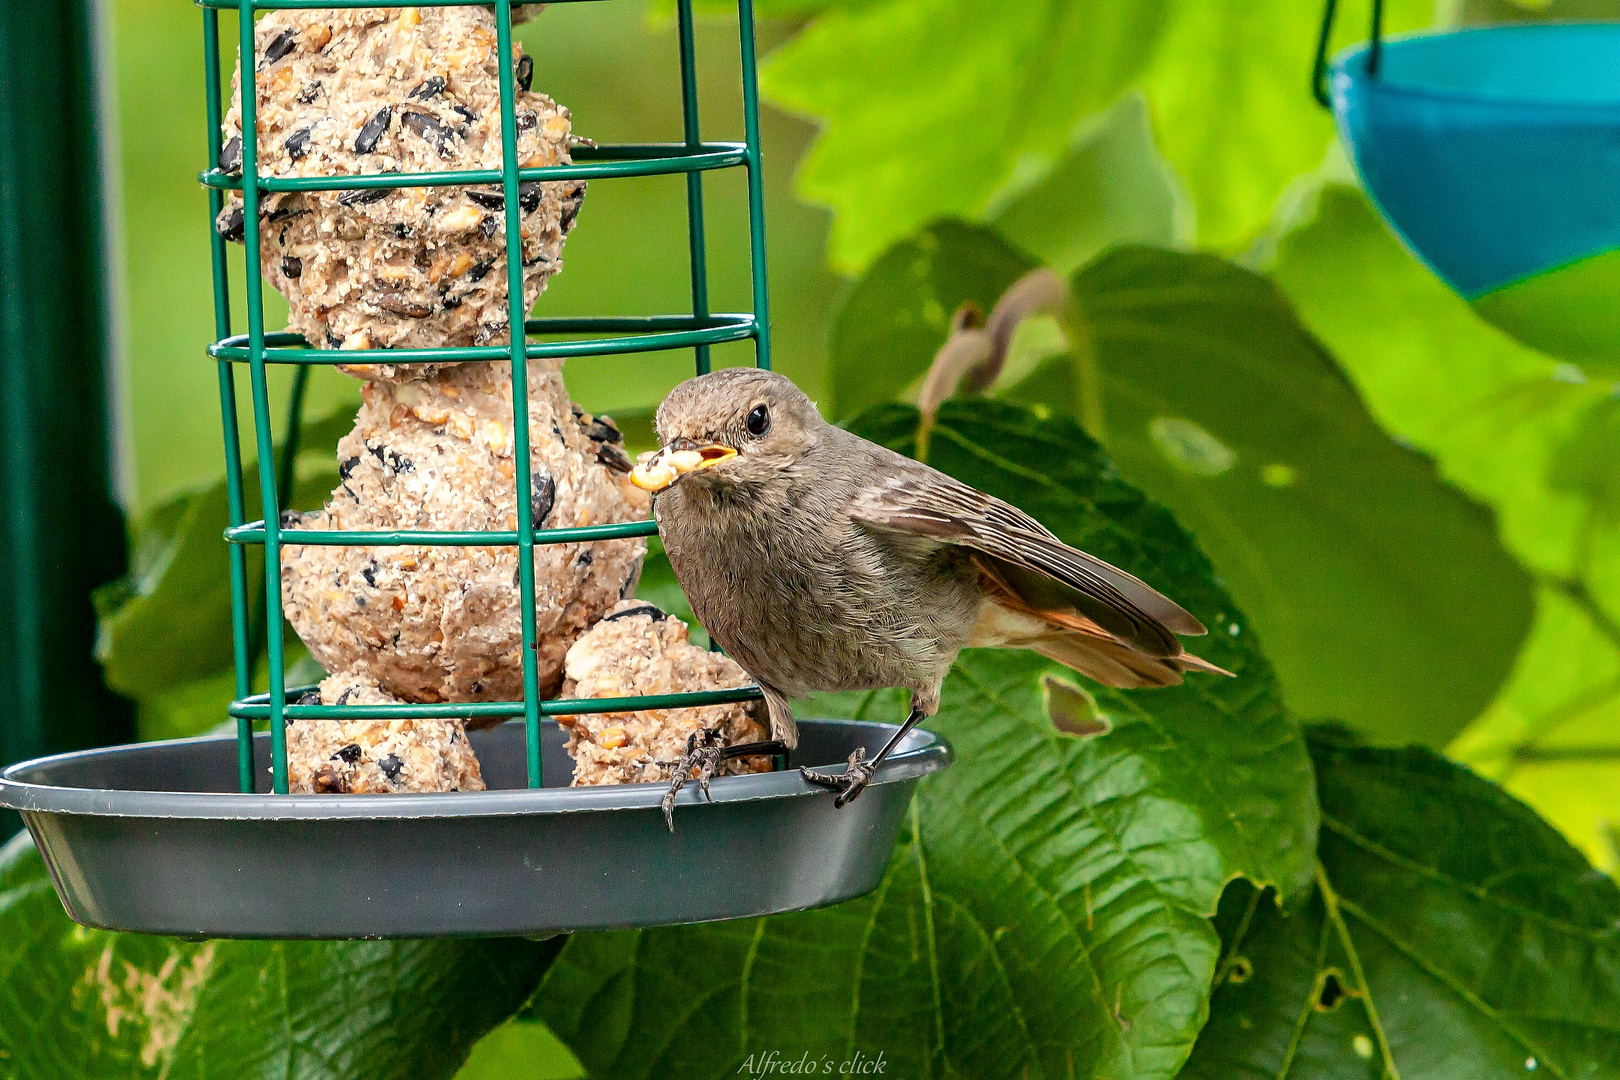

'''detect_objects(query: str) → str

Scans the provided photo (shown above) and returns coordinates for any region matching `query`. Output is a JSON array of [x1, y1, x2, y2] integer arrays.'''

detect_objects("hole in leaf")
[[1315, 970, 1347, 1011], [1148, 417, 1236, 477], [1226, 956, 1253, 984], [1042, 676, 1110, 737]]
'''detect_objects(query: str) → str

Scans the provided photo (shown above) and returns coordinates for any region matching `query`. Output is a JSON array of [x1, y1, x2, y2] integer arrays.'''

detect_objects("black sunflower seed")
[[332, 744, 362, 763], [280, 255, 302, 278], [337, 186, 388, 207], [466, 259, 494, 283], [466, 188, 505, 210], [313, 765, 349, 794], [378, 754, 404, 781], [284, 126, 312, 161], [294, 690, 320, 705], [531, 472, 555, 524], [519, 181, 540, 213], [451, 104, 477, 127], [559, 184, 584, 232], [602, 603, 667, 625], [376, 295, 433, 318], [407, 75, 445, 101], [339, 456, 360, 480], [295, 80, 323, 104], [260, 27, 297, 67], [361, 561, 378, 587], [354, 106, 392, 154], [480, 214, 498, 238], [215, 204, 244, 241], [596, 442, 633, 474], [401, 108, 454, 156], [515, 54, 533, 91], [219, 135, 241, 174], [515, 110, 537, 133]]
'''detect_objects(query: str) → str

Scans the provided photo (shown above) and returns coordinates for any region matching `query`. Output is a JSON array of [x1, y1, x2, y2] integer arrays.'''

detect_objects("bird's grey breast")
[[654, 431, 981, 698]]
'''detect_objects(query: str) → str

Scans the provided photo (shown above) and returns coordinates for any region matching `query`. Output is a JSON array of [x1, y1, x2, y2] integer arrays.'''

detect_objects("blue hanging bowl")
[[1328, 23, 1620, 373]]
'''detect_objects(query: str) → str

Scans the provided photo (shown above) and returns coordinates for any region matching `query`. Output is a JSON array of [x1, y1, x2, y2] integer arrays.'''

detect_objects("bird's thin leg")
[[660, 729, 726, 832], [801, 706, 926, 809]]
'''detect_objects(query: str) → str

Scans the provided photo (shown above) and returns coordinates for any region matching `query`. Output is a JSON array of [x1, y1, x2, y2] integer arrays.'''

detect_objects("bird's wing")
[[847, 455, 1205, 657]]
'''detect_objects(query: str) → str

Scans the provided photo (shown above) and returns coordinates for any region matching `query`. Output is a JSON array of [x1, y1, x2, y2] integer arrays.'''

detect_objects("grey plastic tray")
[[0, 719, 950, 939]]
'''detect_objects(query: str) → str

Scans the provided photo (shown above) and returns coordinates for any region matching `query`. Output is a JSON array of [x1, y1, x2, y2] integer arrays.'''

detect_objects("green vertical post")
[[0, 0, 135, 835], [203, 8, 258, 794], [494, 0, 546, 788], [676, 0, 713, 376], [737, 0, 771, 371], [236, 0, 291, 794]]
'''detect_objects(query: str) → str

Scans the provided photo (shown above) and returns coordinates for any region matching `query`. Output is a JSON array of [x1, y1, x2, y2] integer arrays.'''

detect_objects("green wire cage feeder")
[[0, 0, 948, 939]]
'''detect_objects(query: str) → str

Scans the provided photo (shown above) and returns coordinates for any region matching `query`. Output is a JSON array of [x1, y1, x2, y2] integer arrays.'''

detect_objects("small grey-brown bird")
[[632, 367, 1227, 808]]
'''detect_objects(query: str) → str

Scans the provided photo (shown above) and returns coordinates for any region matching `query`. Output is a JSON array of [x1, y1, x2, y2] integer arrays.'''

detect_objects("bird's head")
[[631, 368, 822, 493]]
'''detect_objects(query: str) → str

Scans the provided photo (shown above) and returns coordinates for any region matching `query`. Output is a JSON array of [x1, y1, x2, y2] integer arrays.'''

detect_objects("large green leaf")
[[532, 397, 1315, 1080], [0, 833, 557, 1079], [1266, 181, 1620, 871], [761, 0, 1174, 270], [1184, 727, 1620, 1078], [827, 220, 1034, 420], [1055, 243, 1534, 747], [986, 91, 1186, 276], [829, 220, 1533, 746], [759, 0, 1431, 269]]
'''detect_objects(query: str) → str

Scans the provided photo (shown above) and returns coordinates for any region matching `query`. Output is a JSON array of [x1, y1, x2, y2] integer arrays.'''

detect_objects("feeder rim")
[[1332, 23, 1620, 111], [0, 722, 952, 821]]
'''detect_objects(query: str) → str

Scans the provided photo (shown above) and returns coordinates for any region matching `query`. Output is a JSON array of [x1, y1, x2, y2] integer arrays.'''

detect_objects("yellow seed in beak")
[[629, 445, 735, 492]]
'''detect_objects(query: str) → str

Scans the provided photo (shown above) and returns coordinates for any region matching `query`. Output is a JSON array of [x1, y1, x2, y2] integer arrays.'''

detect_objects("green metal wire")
[[225, 519, 659, 546], [206, 0, 772, 795], [233, 0, 294, 794], [230, 686, 764, 722], [201, 145, 750, 191], [244, 364, 308, 688], [739, 0, 770, 371], [203, 8, 257, 795], [677, 0, 713, 376], [207, 315, 757, 364]]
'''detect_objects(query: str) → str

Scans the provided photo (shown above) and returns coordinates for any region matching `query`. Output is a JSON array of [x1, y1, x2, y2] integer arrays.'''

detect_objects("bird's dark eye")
[[745, 404, 771, 438]]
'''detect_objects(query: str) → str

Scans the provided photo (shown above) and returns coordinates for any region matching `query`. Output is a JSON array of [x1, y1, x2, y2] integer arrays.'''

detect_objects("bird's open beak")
[[629, 441, 737, 492]]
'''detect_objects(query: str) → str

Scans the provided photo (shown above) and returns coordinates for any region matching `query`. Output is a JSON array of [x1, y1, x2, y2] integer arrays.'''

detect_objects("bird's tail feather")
[[972, 560, 1233, 689], [1031, 633, 1185, 689]]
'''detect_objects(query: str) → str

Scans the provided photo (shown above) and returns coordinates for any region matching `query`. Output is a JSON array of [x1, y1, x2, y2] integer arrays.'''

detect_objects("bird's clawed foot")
[[800, 747, 876, 808], [661, 729, 726, 832]]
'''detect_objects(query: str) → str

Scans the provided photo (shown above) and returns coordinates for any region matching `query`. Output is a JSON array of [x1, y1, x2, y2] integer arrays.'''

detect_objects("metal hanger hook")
[[1314, 0, 1385, 108]]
